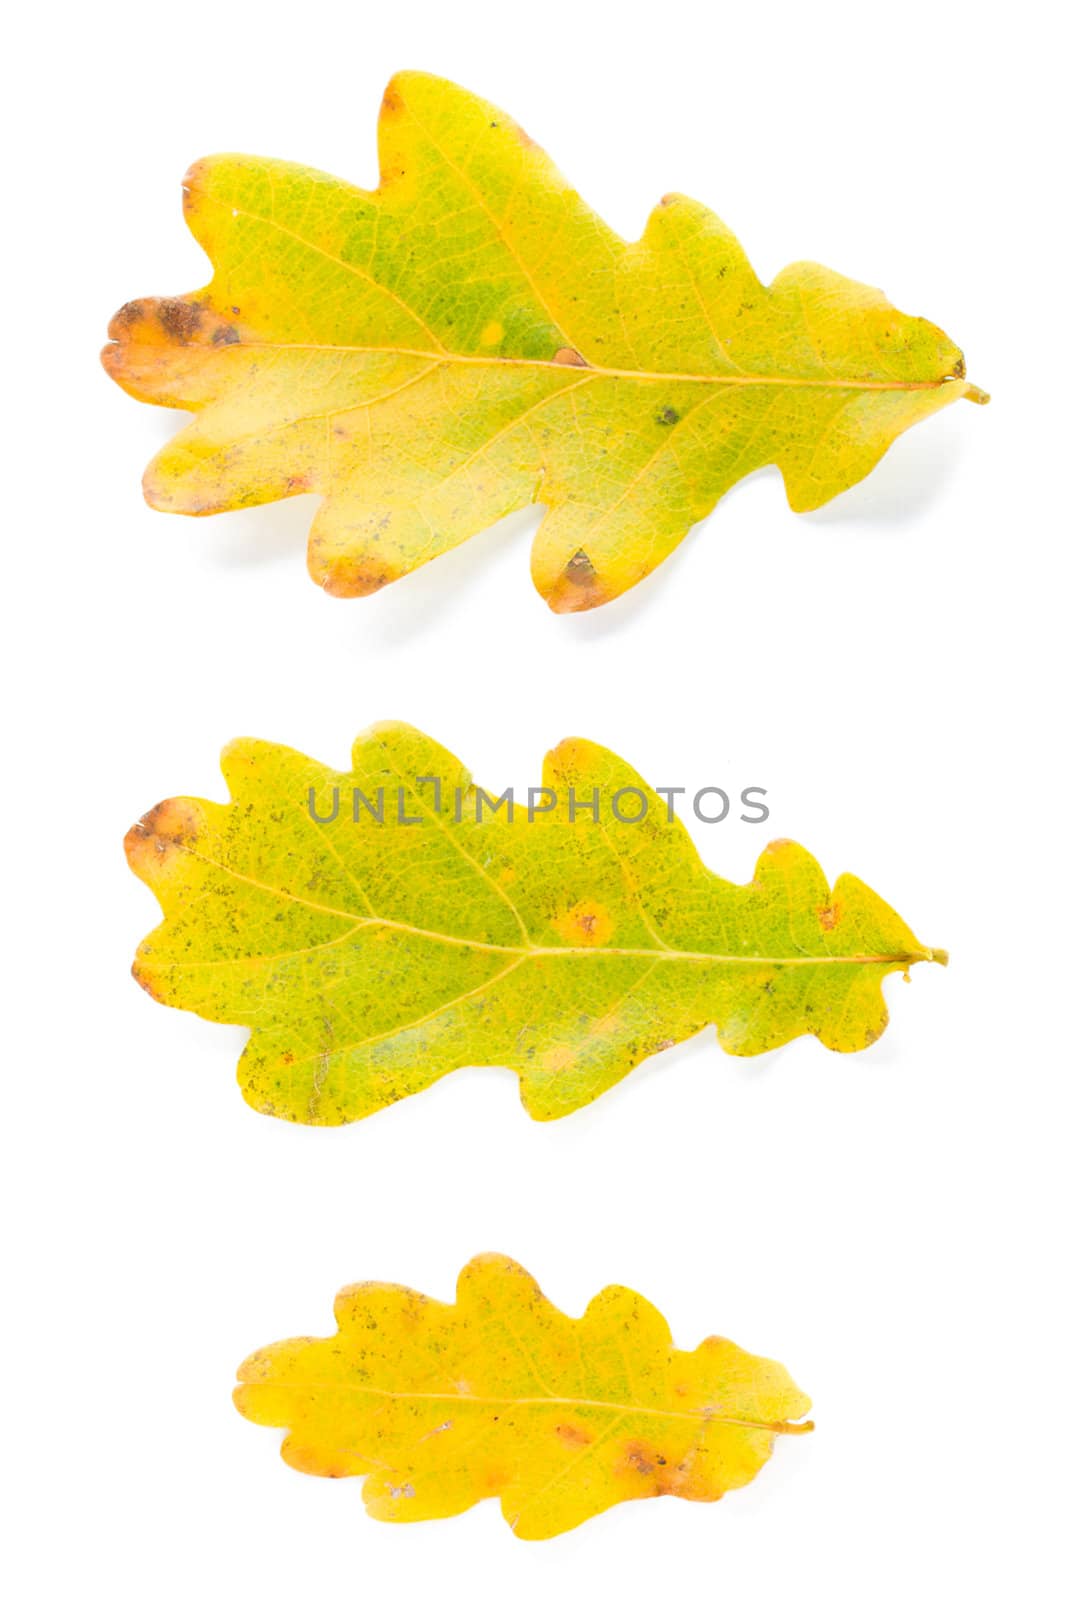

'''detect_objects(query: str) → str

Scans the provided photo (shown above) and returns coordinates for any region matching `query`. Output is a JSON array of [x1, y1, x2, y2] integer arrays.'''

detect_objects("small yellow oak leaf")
[[234, 1253, 813, 1539], [103, 71, 986, 613], [125, 722, 946, 1124]]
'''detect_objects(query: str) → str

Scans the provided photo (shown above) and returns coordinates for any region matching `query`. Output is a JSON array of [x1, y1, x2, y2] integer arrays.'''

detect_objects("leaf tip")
[[141, 469, 171, 512], [181, 156, 211, 194], [124, 798, 199, 878], [130, 956, 164, 1003], [545, 734, 598, 774], [310, 545, 397, 598]]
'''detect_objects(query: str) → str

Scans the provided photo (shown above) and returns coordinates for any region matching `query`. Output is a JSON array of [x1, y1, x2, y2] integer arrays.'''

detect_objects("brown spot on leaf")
[[816, 901, 842, 931], [158, 298, 206, 343], [103, 296, 243, 391], [544, 549, 614, 613], [111, 300, 144, 330], [566, 548, 597, 585], [108, 296, 242, 353], [543, 547, 614, 613], [623, 1443, 656, 1476], [556, 1424, 591, 1448], [619, 1441, 693, 1497], [552, 347, 588, 367]]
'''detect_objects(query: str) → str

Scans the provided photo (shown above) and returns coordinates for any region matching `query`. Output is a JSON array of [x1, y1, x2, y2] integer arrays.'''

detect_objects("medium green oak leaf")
[[103, 71, 986, 612], [125, 722, 946, 1123]]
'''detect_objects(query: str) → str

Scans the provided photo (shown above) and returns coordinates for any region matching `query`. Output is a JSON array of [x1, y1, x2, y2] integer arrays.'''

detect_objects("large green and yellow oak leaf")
[[102, 71, 986, 612], [126, 722, 946, 1124], [235, 1253, 812, 1538]]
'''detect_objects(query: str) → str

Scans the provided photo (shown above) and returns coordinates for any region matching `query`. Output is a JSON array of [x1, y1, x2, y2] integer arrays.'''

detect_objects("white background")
[[5, 1, 1067, 1594]]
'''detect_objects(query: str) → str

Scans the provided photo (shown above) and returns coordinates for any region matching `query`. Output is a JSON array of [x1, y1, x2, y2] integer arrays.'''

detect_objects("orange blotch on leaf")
[[540, 1044, 576, 1074], [380, 82, 404, 117], [312, 550, 396, 598], [553, 899, 614, 947], [124, 797, 200, 876]]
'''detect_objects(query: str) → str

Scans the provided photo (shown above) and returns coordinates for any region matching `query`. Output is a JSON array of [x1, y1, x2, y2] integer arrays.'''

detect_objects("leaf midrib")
[[147, 839, 936, 969], [208, 336, 962, 395], [238, 1377, 812, 1435]]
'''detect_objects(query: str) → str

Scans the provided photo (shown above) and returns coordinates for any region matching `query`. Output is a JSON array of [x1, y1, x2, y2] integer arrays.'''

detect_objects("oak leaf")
[[103, 71, 986, 613], [125, 722, 946, 1123], [234, 1252, 812, 1538]]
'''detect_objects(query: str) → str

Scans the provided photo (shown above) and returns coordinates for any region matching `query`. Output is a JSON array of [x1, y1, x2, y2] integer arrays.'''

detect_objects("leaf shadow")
[[137, 405, 965, 609], [804, 418, 965, 529], [341, 502, 544, 651], [207, 494, 320, 569], [138, 411, 317, 571], [561, 521, 714, 641], [511, 421, 966, 642]]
